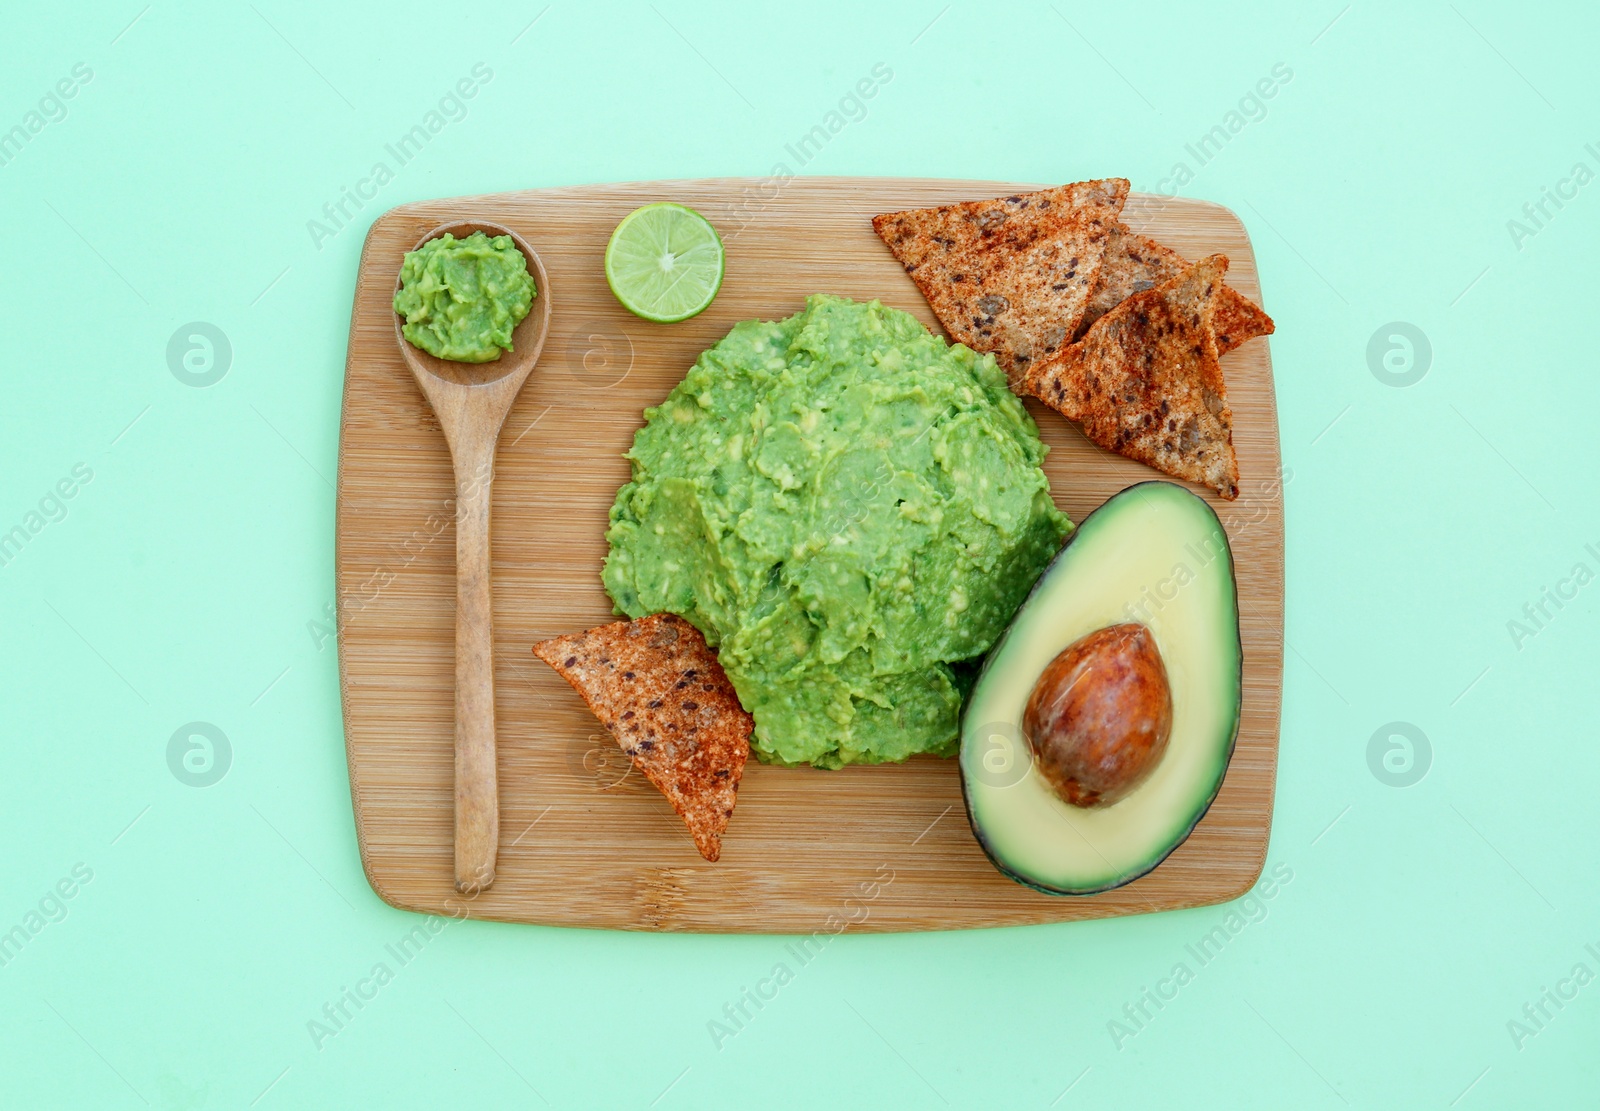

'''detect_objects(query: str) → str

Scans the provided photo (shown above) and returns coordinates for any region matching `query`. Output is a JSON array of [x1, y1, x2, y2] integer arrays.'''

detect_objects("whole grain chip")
[[1076, 226, 1274, 356], [1024, 255, 1241, 499], [533, 613, 751, 862], [1207, 282, 1275, 355], [872, 179, 1129, 384]]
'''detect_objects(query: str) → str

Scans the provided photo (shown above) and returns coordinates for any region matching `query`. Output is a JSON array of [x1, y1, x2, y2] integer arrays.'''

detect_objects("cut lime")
[[604, 202, 724, 323]]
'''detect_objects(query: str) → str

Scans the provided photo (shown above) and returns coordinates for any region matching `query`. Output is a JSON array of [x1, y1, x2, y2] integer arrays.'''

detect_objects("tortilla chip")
[[1024, 255, 1241, 499], [1077, 227, 1274, 355], [1077, 225, 1183, 334], [1208, 282, 1276, 355], [872, 179, 1129, 383], [533, 613, 751, 862]]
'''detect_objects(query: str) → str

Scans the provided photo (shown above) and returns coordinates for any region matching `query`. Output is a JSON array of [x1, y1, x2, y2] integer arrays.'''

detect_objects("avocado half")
[[959, 481, 1243, 895]]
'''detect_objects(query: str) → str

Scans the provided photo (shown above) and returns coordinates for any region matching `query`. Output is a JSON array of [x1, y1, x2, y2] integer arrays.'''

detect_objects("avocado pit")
[[1022, 623, 1173, 808]]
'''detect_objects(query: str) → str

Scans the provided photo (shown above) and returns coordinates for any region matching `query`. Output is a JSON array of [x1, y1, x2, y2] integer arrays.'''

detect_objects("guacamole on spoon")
[[603, 295, 1071, 767], [393, 230, 535, 363]]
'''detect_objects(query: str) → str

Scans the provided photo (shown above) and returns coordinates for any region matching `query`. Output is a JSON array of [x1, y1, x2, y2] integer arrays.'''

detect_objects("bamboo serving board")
[[337, 178, 1284, 932]]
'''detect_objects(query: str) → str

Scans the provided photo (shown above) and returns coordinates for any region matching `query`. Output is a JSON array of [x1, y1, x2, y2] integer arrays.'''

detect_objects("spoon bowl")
[[394, 219, 552, 389], [393, 218, 552, 894]]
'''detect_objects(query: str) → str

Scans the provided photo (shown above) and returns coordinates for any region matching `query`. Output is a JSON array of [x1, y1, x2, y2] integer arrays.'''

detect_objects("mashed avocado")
[[604, 295, 1071, 767], [393, 231, 535, 363]]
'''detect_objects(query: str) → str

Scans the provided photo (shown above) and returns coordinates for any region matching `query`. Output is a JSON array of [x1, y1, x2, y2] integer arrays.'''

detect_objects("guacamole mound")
[[603, 295, 1072, 768], [393, 231, 535, 363]]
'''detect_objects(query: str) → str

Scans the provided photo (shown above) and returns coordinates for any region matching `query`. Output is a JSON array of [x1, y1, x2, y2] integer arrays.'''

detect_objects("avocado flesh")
[[960, 482, 1242, 895]]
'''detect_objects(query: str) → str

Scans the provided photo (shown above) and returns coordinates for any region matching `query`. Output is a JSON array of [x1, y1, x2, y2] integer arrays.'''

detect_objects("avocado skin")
[[958, 481, 1245, 896]]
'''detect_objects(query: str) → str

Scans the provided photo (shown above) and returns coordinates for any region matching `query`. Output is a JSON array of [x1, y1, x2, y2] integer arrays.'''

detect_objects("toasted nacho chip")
[[1077, 227, 1274, 355], [872, 179, 1129, 382], [1208, 280, 1276, 355], [533, 613, 751, 862], [1077, 225, 1182, 335], [1025, 255, 1241, 499]]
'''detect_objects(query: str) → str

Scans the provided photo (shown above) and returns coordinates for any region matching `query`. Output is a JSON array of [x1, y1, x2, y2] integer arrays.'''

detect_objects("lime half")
[[604, 202, 725, 323]]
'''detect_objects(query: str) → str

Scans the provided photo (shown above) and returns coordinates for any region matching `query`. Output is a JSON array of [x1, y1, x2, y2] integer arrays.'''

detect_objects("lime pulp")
[[604, 202, 725, 323]]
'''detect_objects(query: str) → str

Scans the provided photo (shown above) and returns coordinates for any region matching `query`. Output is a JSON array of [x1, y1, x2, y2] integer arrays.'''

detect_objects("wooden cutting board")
[[336, 178, 1284, 932]]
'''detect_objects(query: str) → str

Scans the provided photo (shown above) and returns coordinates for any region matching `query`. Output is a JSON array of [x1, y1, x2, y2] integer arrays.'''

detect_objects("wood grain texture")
[[337, 178, 1284, 932]]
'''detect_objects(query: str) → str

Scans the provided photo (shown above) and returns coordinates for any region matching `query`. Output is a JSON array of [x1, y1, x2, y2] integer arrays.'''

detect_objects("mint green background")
[[3, 2, 1594, 1106]]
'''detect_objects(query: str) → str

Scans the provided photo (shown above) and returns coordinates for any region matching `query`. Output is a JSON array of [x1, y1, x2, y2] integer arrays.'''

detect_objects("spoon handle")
[[451, 441, 499, 894]]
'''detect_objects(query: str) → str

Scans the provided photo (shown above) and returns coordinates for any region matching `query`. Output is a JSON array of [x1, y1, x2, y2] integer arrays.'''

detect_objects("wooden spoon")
[[393, 219, 552, 894]]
